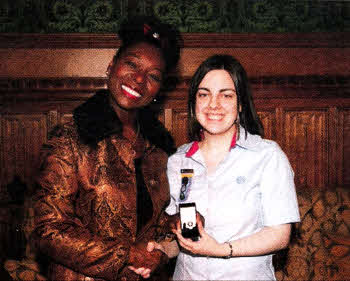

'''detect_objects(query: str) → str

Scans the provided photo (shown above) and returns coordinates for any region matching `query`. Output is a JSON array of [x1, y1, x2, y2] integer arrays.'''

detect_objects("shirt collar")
[[235, 126, 262, 151], [185, 131, 237, 158]]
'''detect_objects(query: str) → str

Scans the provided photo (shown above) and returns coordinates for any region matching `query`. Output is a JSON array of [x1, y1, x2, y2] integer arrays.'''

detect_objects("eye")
[[221, 90, 236, 99], [223, 93, 234, 98], [125, 60, 137, 68], [197, 92, 208, 98], [149, 73, 162, 83]]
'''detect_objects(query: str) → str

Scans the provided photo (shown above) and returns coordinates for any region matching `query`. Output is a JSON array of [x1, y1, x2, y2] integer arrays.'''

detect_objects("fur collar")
[[73, 90, 176, 155]]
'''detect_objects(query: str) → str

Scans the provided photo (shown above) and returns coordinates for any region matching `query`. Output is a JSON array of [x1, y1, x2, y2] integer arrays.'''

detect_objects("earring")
[[200, 128, 205, 140], [153, 98, 157, 102], [106, 64, 112, 76]]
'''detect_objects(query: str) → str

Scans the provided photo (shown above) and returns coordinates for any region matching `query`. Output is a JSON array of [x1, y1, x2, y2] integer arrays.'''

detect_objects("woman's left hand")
[[173, 216, 223, 257]]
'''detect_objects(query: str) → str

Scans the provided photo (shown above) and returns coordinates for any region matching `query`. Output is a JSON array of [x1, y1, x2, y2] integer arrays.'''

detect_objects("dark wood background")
[[1, 32, 349, 197]]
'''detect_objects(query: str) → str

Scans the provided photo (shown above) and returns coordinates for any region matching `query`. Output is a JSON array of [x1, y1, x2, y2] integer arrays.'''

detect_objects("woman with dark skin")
[[31, 16, 181, 281]]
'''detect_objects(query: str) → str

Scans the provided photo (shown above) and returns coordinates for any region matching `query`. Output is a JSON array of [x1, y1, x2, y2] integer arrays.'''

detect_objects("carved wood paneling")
[[1, 77, 349, 193], [0, 112, 57, 190], [1, 86, 350, 191], [2, 76, 349, 97], [168, 108, 189, 147], [60, 113, 74, 125], [1, 33, 349, 49], [2, 33, 350, 79], [257, 110, 277, 141], [1, 33, 350, 193], [282, 109, 328, 188], [340, 109, 350, 186]]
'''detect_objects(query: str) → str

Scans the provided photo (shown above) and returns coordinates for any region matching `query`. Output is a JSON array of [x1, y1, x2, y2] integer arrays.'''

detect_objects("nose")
[[135, 71, 145, 84], [208, 95, 219, 109]]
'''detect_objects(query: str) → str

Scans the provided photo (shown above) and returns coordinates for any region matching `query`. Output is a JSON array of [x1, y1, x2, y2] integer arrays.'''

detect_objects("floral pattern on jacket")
[[31, 91, 176, 281]]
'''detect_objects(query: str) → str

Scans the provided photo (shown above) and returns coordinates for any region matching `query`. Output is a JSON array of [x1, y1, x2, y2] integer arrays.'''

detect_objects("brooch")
[[179, 169, 194, 201]]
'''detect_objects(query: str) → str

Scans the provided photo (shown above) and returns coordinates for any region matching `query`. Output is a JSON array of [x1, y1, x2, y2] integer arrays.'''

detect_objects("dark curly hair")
[[114, 15, 182, 73]]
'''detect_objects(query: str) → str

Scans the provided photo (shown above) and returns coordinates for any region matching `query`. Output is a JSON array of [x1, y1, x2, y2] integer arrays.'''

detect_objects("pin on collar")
[[179, 169, 194, 201]]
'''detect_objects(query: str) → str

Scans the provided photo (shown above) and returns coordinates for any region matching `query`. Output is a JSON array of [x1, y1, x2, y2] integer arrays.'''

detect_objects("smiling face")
[[195, 69, 240, 138], [107, 42, 165, 111]]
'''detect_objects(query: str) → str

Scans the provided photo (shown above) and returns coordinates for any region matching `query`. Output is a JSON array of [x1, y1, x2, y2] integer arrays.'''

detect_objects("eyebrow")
[[197, 87, 236, 92]]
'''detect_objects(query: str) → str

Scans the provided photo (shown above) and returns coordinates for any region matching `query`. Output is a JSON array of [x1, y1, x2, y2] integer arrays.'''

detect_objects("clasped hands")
[[127, 213, 181, 278], [127, 240, 168, 279], [129, 212, 222, 279]]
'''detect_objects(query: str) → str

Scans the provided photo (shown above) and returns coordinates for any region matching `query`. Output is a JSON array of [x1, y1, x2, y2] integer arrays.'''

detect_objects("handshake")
[[127, 212, 205, 279], [127, 240, 168, 278]]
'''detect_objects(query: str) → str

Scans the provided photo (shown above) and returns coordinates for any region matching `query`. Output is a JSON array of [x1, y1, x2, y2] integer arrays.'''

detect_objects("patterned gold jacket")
[[31, 91, 176, 281]]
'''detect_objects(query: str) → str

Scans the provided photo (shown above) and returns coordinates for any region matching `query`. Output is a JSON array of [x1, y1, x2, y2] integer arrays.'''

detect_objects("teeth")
[[122, 85, 141, 98], [207, 114, 223, 120]]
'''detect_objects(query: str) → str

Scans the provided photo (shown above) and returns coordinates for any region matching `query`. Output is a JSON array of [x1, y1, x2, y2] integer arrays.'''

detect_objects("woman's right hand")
[[127, 241, 168, 272], [128, 241, 165, 279]]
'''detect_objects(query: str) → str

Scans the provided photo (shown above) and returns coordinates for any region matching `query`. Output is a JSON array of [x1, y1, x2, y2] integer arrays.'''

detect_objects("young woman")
[[31, 16, 181, 281], [136, 54, 300, 280]]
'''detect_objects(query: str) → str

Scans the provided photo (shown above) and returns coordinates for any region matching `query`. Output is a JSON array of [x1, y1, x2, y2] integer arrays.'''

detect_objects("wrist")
[[160, 240, 179, 258], [157, 241, 167, 254]]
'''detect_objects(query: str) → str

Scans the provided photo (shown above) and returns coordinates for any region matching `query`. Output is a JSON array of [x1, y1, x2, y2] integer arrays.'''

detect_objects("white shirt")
[[166, 128, 300, 281]]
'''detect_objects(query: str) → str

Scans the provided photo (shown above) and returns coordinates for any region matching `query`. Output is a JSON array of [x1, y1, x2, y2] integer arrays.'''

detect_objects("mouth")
[[121, 85, 142, 99], [206, 114, 224, 121]]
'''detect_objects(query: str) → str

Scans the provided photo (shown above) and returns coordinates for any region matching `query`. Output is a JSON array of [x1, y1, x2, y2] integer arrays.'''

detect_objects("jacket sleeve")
[[31, 127, 130, 281], [148, 151, 178, 243]]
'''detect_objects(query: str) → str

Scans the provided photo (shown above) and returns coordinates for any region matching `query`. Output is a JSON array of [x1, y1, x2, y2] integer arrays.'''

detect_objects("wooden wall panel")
[[340, 109, 350, 186], [162, 88, 189, 147], [60, 113, 74, 125], [167, 108, 189, 148], [1, 78, 349, 193], [257, 110, 277, 141], [282, 109, 328, 189], [0, 33, 349, 197], [0, 111, 57, 189], [1, 33, 349, 78]]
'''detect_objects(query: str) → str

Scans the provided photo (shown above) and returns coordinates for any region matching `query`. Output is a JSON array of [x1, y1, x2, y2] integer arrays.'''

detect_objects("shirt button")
[[236, 176, 246, 184]]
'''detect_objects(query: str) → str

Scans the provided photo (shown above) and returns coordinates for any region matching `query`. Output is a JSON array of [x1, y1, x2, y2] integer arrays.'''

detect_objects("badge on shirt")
[[179, 169, 194, 201]]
